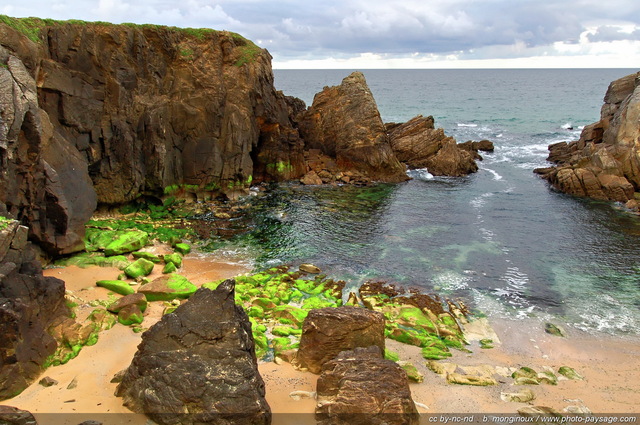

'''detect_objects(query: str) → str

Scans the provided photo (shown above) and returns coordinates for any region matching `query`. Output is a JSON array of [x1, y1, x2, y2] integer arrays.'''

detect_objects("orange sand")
[[5, 256, 640, 424]]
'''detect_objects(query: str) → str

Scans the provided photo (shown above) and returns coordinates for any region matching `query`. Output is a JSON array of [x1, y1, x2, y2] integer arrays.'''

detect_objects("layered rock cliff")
[[535, 71, 640, 207]]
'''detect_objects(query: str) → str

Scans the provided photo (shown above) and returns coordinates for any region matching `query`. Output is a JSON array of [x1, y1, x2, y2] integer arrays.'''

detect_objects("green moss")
[[384, 348, 400, 362], [266, 161, 294, 175], [179, 47, 194, 60], [124, 258, 155, 279], [96, 280, 135, 296], [400, 362, 424, 383], [162, 261, 177, 274], [132, 251, 162, 263], [231, 33, 262, 67], [421, 345, 453, 360], [174, 243, 191, 255], [0, 215, 11, 229], [163, 253, 183, 268]]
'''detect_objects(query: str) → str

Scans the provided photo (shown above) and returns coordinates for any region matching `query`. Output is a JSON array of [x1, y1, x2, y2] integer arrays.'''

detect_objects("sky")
[[2, 0, 640, 69]]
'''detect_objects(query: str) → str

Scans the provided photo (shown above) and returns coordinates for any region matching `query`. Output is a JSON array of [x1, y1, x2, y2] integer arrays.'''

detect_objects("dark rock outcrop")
[[315, 346, 420, 425], [294, 306, 385, 374], [0, 219, 69, 400], [297, 72, 408, 183], [115, 280, 271, 425], [387, 115, 479, 176], [0, 405, 38, 425], [536, 71, 640, 205]]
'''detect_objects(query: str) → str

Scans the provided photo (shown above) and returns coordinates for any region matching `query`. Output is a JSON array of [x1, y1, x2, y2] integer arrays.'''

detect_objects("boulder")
[[96, 280, 135, 296], [0, 405, 38, 425], [297, 72, 408, 183], [137, 273, 197, 301], [537, 72, 640, 203], [294, 306, 385, 374], [0, 224, 70, 399], [388, 115, 479, 176], [116, 281, 271, 425], [117, 304, 144, 326], [123, 258, 155, 279], [108, 293, 148, 314], [315, 346, 420, 425]]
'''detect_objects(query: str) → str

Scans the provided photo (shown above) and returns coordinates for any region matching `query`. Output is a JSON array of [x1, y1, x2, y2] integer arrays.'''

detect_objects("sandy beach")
[[6, 254, 640, 424]]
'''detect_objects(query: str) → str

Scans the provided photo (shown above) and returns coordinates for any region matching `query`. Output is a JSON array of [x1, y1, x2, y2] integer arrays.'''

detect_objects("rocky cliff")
[[535, 71, 640, 207], [0, 17, 308, 255]]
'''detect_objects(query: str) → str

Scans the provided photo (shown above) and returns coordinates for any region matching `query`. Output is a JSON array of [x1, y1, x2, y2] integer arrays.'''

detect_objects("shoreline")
[[5, 256, 640, 424]]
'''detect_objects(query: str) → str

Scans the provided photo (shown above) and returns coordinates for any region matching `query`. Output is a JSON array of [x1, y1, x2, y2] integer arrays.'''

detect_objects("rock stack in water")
[[535, 71, 640, 208], [115, 280, 271, 425]]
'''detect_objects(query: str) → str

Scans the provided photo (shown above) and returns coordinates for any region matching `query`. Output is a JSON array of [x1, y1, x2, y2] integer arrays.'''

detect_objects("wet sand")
[[6, 256, 640, 424]]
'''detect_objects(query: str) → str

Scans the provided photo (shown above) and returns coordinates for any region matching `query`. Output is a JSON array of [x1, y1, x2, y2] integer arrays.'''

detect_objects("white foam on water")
[[457, 123, 478, 127], [406, 168, 434, 181], [470, 192, 495, 208], [561, 122, 573, 130], [484, 168, 503, 181], [572, 294, 640, 334], [432, 270, 470, 291]]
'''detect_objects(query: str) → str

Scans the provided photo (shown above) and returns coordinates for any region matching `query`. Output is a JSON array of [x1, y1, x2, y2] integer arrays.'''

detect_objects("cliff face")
[[0, 19, 305, 254], [535, 71, 640, 206]]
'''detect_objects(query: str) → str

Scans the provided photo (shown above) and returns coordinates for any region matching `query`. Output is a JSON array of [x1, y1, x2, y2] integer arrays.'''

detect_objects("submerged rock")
[[116, 281, 271, 425], [315, 346, 419, 425], [294, 306, 385, 374]]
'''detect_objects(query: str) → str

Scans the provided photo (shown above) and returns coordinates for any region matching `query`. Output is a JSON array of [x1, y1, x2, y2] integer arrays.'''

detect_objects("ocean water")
[[224, 69, 640, 335]]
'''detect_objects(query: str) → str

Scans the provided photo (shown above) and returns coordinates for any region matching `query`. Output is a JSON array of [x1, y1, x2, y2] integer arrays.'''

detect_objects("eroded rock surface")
[[115, 280, 271, 425], [315, 346, 420, 425], [387, 115, 479, 176], [536, 71, 640, 205], [297, 72, 408, 183], [294, 306, 385, 374]]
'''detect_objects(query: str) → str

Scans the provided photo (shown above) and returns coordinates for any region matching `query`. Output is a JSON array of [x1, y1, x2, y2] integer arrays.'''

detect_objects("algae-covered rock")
[[271, 305, 308, 327], [558, 366, 584, 380], [545, 322, 566, 337], [174, 243, 191, 255], [513, 367, 540, 385], [479, 338, 494, 349], [131, 251, 162, 264], [124, 258, 155, 279], [118, 304, 144, 326], [107, 293, 148, 314], [384, 348, 400, 362], [538, 370, 558, 385], [163, 253, 183, 268], [103, 231, 149, 256], [501, 388, 536, 403], [399, 361, 424, 383], [162, 262, 177, 274], [137, 274, 197, 301], [446, 372, 497, 386], [96, 280, 135, 296], [56, 252, 131, 270]]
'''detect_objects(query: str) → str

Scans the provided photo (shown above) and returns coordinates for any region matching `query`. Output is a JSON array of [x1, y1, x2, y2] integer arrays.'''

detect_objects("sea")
[[217, 69, 640, 336]]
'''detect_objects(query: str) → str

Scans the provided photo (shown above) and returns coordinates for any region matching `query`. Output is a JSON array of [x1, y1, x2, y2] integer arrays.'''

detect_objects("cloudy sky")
[[3, 0, 640, 68]]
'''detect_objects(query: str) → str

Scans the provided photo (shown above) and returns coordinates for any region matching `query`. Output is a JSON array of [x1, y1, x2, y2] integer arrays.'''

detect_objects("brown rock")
[[300, 171, 323, 185], [294, 306, 385, 374], [297, 72, 407, 183], [389, 115, 479, 176], [315, 346, 419, 425], [107, 293, 147, 314], [115, 281, 270, 425], [0, 405, 38, 425], [538, 71, 640, 204]]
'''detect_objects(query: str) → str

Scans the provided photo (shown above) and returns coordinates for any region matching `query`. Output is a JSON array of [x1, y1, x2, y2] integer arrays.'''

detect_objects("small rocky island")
[[535, 71, 640, 209], [0, 15, 639, 425]]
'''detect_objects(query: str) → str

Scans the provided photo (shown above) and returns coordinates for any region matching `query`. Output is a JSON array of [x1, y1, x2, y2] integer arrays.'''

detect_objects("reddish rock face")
[[297, 72, 408, 183], [536, 71, 640, 204], [315, 346, 420, 425], [294, 306, 386, 374]]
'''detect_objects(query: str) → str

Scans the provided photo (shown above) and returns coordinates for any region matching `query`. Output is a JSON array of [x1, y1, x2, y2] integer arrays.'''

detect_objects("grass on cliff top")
[[0, 15, 254, 45]]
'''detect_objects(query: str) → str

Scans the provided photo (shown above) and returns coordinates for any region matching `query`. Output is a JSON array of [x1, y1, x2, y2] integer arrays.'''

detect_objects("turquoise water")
[[218, 69, 640, 335]]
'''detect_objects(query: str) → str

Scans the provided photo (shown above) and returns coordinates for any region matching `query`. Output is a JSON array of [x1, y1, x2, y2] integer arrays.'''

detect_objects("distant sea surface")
[[232, 69, 640, 335]]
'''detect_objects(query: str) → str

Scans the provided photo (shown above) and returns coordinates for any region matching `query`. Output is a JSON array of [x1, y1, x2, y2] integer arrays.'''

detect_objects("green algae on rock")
[[117, 304, 145, 326], [85, 228, 149, 255], [163, 253, 183, 268], [55, 252, 131, 270], [174, 243, 191, 255], [162, 262, 177, 274], [124, 258, 155, 279], [138, 273, 197, 301], [131, 251, 162, 263], [96, 280, 136, 296], [558, 366, 584, 380]]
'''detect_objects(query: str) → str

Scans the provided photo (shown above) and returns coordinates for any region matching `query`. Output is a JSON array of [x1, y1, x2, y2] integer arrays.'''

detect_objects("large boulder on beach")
[[315, 346, 420, 425], [116, 280, 270, 425], [0, 219, 70, 400], [536, 71, 640, 203], [297, 72, 408, 183], [387, 115, 479, 176], [294, 306, 385, 374]]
